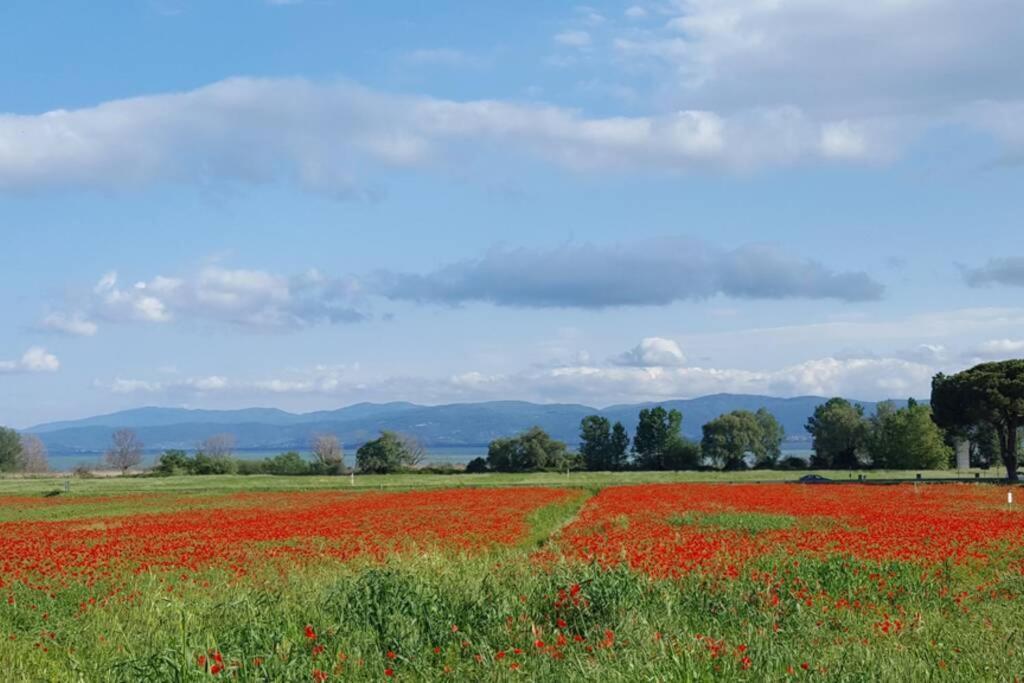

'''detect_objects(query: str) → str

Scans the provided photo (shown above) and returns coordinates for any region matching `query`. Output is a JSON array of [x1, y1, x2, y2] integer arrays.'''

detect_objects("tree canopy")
[[356, 431, 420, 474], [932, 360, 1024, 480], [0, 426, 22, 472], [487, 426, 570, 472], [633, 407, 689, 470], [805, 398, 869, 469], [701, 409, 784, 470], [867, 399, 951, 469], [578, 416, 629, 471]]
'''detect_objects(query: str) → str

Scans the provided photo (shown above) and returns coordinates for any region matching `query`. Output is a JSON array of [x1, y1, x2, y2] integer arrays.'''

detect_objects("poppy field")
[[1, 479, 1022, 680]]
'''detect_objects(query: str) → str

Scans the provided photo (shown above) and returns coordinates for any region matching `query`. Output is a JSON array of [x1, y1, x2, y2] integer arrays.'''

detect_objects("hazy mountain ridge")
[[27, 394, 915, 455]]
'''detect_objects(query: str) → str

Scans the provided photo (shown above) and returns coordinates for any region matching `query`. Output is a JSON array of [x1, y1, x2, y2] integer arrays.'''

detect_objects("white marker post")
[[1009, 490, 1014, 505], [350, 472, 355, 487]]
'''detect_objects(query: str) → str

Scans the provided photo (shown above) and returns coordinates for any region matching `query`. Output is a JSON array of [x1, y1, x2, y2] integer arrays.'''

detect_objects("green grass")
[[1, 473, 1022, 681], [0, 467, 1000, 499], [667, 510, 797, 533], [2, 549, 1021, 681]]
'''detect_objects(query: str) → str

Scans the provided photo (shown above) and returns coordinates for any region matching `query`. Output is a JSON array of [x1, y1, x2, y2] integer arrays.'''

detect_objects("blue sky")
[[2, 0, 1023, 427]]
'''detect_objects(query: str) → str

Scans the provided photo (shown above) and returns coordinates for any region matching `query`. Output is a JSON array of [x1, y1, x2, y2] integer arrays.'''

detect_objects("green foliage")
[[867, 399, 951, 469], [701, 409, 784, 470], [578, 416, 629, 471], [776, 455, 809, 470], [754, 408, 785, 466], [192, 452, 239, 475], [154, 450, 192, 475], [0, 427, 24, 473], [262, 451, 311, 475], [486, 426, 570, 472], [464, 457, 488, 473], [633, 407, 692, 470], [805, 398, 869, 469], [661, 437, 700, 470], [356, 431, 418, 474], [932, 360, 1024, 480]]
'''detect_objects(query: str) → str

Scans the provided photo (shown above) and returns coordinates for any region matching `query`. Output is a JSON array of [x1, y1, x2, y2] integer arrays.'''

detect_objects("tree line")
[[472, 405, 790, 473], [3, 360, 1021, 478]]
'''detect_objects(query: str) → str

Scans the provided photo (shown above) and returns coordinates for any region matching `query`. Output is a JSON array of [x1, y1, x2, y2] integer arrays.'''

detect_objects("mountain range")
[[25, 394, 911, 455]]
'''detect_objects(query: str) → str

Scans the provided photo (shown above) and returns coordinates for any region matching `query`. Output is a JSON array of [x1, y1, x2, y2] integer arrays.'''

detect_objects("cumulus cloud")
[[612, 337, 686, 367], [48, 266, 366, 333], [606, 0, 1024, 163], [38, 312, 98, 337], [962, 257, 1024, 288], [0, 347, 60, 374], [374, 238, 884, 307], [965, 339, 1024, 361], [893, 344, 948, 364], [0, 77, 957, 200], [95, 338, 941, 406]]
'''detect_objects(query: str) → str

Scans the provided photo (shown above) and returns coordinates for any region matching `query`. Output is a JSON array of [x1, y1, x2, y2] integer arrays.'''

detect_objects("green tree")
[[805, 398, 869, 469], [465, 456, 489, 473], [662, 438, 701, 470], [192, 451, 238, 475], [578, 416, 629, 471], [155, 449, 193, 475], [932, 361, 1024, 480], [263, 451, 310, 475], [701, 411, 764, 470], [633, 407, 684, 470], [356, 431, 417, 474], [609, 422, 630, 470], [868, 398, 951, 469], [579, 415, 611, 471], [0, 426, 22, 472], [754, 408, 785, 467], [487, 426, 569, 472]]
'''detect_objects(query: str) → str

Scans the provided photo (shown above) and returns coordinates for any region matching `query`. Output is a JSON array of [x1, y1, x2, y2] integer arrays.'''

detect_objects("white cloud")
[[94, 341, 940, 406], [555, 30, 592, 48], [0, 347, 60, 374], [38, 312, 98, 337], [0, 77, 947, 200], [606, 0, 1024, 162], [612, 337, 686, 367], [625, 6, 647, 20], [98, 364, 355, 396], [49, 266, 366, 333], [966, 339, 1024, 360]]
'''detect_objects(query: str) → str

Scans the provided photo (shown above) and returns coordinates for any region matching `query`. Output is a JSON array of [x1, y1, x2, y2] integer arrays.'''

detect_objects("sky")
[[2, 0, 1023, 428]]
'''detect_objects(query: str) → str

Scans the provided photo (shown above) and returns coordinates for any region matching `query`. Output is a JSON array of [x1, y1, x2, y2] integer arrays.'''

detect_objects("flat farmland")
[[1, 477, 1022, 681]]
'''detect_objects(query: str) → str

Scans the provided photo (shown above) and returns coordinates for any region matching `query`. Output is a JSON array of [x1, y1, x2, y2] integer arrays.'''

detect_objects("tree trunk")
[[1003, 421, 1019, 482]]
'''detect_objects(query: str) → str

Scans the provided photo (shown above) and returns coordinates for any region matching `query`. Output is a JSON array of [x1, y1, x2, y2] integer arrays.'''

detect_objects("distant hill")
[[27, 394, 912, 455]]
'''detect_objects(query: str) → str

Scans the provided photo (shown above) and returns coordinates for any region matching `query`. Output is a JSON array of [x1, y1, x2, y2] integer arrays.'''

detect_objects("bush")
[[465, 457, 489, 473], [192, 452, 238, 475], [154, 450, 192, 476], [263, 451, 311, 475], [777, 455, 809, 470], [235, 459, 266, 475]]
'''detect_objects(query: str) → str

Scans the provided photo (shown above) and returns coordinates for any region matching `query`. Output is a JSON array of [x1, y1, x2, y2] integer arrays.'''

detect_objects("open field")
[[1, 476, 1022, 681], [0, 467, 1008, 498]]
